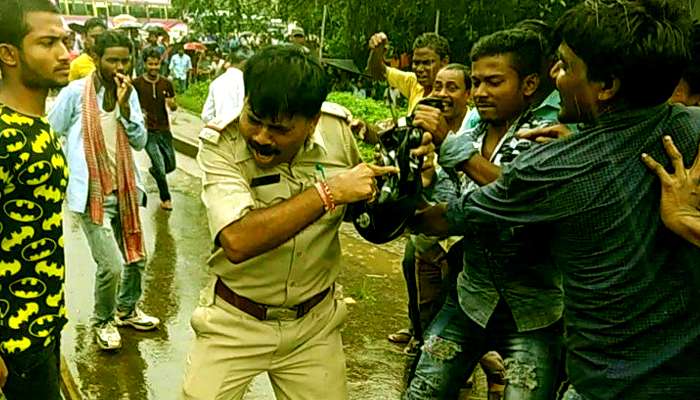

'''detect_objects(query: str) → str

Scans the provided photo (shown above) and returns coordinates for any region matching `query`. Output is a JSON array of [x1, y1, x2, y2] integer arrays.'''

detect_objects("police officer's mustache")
[[249, 141, 281, 156]]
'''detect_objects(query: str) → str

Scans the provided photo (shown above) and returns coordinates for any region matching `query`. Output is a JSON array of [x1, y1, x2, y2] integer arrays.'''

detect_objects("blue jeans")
[[77, 194, 146, 326], [145, 130, 176, 202], [405, 293, 562, 400]]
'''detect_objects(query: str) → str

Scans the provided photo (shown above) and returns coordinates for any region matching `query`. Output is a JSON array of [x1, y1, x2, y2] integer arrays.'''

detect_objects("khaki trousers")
[[181, 279, 348, 400]]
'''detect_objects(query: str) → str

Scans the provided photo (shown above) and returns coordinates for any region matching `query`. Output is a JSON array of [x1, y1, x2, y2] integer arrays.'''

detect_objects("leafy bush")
[[326, 92, 406, 124], [176, 80, 210, 115]]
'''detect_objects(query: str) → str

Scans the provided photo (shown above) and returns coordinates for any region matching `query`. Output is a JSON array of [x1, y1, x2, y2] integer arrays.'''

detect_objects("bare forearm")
[[219, 188, 325, 263], [367, 50, 387, 80], [460, 155, 501, 186], [674, 216, 700, 248]]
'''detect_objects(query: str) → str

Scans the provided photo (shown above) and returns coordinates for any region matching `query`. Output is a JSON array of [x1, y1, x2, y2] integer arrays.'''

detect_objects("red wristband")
[[314, 181, 336, 212]]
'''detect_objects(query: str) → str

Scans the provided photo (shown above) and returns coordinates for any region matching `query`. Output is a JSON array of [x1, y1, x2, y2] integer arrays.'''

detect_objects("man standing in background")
[[134, 48, 178, 211]]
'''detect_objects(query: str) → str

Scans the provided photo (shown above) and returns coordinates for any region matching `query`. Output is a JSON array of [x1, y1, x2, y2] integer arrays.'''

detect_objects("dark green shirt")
[[0, 105, 68, 355], [447, 104, 700, 399]]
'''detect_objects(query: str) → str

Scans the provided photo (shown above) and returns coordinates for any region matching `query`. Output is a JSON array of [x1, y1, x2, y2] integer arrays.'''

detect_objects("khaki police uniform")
[[182, 102, 361, 400]]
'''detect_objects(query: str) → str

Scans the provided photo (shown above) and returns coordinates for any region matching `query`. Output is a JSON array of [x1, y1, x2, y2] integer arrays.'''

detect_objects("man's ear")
[[597, 76, 620, 102], [0, 44, 18, 68], [522, 73, 540, 97], [441, 56, 449, 67]]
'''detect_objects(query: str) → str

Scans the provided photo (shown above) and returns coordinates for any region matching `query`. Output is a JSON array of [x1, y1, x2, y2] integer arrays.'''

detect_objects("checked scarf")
[[81, 73, 145, 264]]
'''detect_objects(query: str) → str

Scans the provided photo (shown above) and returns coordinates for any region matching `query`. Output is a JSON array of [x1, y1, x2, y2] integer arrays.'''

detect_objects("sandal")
[[387, 327, 412, 344]]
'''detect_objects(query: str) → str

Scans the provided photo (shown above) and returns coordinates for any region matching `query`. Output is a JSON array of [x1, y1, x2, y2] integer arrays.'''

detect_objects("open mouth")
[[251, 147, 277, 164]]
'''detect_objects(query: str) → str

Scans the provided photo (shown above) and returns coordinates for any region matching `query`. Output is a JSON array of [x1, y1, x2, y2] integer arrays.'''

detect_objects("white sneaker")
[[95, 321, 122, 351], [115, 307, 160, 331]]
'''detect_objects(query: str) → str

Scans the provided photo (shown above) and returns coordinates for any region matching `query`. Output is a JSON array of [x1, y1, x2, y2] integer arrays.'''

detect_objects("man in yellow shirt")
[[367, 32, 450, 113], [68, 17, 106, 81]]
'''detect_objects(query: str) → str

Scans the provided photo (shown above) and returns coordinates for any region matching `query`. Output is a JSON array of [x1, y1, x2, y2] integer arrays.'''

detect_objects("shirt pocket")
[[252, 180, 291, 208]]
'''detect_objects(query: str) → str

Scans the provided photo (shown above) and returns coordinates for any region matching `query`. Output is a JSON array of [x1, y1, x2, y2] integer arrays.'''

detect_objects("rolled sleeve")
[[197, 137, 255, 244]]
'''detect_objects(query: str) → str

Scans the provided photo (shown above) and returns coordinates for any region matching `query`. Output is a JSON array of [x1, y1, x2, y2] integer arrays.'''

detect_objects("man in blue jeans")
[[405, 28, 564, 400], [412, 0, 700, 398], [50, 30, 160, 352], [134, 47, 177, 210]]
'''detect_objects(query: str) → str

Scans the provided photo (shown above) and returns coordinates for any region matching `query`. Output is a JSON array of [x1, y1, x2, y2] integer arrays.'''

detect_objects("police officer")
[[181, 45, 403, 399]]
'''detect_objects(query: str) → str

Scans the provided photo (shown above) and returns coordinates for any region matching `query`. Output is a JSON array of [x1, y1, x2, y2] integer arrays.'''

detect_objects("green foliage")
[[175, 80, 210, 114], [327, 92, 405, 124]]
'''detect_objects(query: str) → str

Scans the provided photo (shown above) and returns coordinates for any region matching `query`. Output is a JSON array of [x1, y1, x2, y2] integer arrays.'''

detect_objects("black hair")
[[442, 63, 471, 88], [83, 17, 107, 34], [0, 0, 59, 48], [243, 44, 329, 120], [682, 22, 700, 95], [412, 33, 451, 60], [143, 47, 162, 63], [554, 0, 692, 107], [227, 50, 248, 65], [514, 19, 554, 58], [470, 28, 544, 78], [94, 30, 132, 58]]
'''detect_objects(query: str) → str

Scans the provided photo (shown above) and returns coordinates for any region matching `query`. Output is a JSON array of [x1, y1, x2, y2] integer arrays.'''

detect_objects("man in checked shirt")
[[411, 0, 700, 399]]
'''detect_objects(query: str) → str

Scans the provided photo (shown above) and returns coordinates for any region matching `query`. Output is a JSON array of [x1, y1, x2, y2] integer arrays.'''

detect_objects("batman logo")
[[46, 288, 63, 308], [33, 185, 63, 203], [0, 299, 9, 318], [3, 181, 15, 196], [31, 130, 51, 153], [9, 278, 46, 299], [18, 160, 52, 186], [29, 315, 57, 338], [58, 236, 64, 249], [3, 199, 43, 222], [21, 238, 56, 262], [0, 166, 9, 185], [0, 128, 27, 154], [42, 212, 62, 231], [1, 113, 34, 127], [1, 226, 35, 251], [50, 153, 67, 172], [35, 260, 63, 279], [0, 259, 21, 277], [2, 337, 31, 354], [8, 302, 39, 329]]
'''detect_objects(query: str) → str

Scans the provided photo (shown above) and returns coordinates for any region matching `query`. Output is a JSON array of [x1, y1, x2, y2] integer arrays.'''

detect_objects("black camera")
[[348, 97, 444, 244]]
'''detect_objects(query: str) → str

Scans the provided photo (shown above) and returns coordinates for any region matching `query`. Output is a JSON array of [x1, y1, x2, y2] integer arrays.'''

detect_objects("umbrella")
[[144, 22, 168, 34], [113, 14, 142, 29], [321, 58, 363, 75], [184, 42, 207, 51]]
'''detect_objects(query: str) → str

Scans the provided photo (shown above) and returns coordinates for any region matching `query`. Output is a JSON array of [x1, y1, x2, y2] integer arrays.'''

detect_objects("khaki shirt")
[[197, 102, 362, 307]]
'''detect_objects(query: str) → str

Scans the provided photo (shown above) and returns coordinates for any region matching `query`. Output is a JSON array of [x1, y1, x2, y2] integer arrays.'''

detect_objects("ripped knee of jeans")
[[421, 335, 461, 361], [503, 357, 538, 391]]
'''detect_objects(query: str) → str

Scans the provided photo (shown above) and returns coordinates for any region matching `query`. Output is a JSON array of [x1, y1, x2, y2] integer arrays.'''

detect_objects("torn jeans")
[[404, 293, 562, 400]]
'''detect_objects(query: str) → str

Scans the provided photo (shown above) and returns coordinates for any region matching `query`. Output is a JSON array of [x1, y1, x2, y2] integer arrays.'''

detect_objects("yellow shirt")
[[69, 53, 96, 82], [197, 102, 362, 307], [386, 67, 425, 114]]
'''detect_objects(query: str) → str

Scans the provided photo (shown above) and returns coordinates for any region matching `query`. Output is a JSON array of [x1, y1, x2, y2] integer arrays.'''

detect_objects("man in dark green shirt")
[[0, 1, 70, 399], [413, 1, 700, 399]]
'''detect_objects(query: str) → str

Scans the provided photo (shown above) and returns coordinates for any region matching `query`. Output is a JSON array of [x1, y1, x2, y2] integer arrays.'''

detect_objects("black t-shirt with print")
[[0, 104, 68, 356]]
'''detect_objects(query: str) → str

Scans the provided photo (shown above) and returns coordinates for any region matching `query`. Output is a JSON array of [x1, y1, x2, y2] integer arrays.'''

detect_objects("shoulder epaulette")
[[199, 116, 236, 144], [321, 101, 353, 123]]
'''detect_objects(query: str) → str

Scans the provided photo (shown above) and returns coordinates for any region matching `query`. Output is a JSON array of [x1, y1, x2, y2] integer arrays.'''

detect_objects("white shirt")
[[201, 67, 245, 124]]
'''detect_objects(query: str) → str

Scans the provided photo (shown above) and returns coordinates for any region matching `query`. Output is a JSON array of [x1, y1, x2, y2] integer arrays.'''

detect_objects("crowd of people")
[[0, 0, 700, 399]]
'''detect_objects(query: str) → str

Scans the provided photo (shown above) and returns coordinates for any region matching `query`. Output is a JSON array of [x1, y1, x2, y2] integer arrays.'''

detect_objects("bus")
[[57, 0, 173, 20]]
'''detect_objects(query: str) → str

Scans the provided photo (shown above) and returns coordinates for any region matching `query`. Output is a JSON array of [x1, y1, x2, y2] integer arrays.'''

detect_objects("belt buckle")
[[265, 307, 298, 321]]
